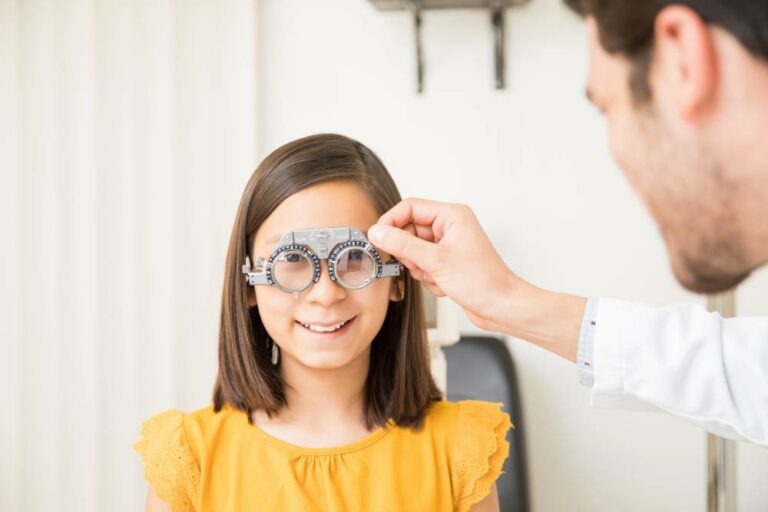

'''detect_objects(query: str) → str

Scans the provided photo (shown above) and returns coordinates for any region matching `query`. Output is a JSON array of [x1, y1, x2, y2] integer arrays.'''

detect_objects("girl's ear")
[[389, 278, 405, 302], [247, 285, 257, 308]]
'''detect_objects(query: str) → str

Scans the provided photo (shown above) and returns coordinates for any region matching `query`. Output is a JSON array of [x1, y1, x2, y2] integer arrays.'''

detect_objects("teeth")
[[300, 320, 348, 333]]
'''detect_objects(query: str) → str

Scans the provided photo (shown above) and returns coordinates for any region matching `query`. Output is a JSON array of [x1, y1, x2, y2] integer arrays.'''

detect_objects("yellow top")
[[133, 400, 512, 512]]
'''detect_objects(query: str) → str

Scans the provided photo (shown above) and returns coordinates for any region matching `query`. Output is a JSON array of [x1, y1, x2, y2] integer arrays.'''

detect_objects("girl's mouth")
[[296, 316, 356, 336]]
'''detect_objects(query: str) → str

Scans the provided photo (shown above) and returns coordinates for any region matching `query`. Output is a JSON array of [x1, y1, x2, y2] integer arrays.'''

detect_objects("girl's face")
[[250, 181, 400, 371]]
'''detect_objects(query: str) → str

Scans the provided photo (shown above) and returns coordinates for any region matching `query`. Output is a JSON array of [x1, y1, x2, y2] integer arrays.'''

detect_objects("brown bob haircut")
[[565, 0, 768, 101], [212, 133, 442, 429]]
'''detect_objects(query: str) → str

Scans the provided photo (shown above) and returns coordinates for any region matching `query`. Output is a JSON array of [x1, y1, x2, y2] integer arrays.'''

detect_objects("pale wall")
[[258, 0, 768, 510]]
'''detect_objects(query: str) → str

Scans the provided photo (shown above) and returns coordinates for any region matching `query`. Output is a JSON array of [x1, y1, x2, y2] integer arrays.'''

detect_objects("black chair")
[[444, 336, 529, 512]]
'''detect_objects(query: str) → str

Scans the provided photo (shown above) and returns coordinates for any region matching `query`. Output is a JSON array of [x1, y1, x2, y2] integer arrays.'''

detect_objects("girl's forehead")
[[255, 181, 381, 248]]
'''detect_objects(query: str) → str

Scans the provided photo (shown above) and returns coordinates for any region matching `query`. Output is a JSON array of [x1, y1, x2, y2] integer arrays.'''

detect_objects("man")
[[368, 0, 768, 445]]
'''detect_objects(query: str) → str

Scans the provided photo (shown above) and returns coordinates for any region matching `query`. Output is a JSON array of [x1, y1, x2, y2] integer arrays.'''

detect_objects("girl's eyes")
[[285, 253, 303, 264]]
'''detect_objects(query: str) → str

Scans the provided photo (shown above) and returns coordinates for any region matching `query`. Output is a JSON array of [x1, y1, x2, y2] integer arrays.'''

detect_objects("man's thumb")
[[368, 224, 437, 268]]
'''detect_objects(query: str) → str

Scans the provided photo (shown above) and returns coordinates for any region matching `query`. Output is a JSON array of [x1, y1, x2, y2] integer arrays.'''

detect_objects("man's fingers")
[[412, 222, 436, 242], [408, 266, 430, 283], [376, 198, 446, 230], [422, 281, 445, 298], [393, 222, 436, 243], [368, 224, 440, 270], [408, 267, 427, 281], [403, 267, 445, 297]]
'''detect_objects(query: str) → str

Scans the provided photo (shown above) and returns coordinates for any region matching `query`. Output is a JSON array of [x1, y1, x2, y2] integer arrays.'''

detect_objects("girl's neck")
[[252, 349, 374, 447], [281, 353, 369, 425]]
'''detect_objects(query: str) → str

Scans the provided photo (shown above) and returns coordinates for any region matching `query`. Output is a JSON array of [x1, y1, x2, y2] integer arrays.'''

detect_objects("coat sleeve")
[[591, 297, 768, 446]]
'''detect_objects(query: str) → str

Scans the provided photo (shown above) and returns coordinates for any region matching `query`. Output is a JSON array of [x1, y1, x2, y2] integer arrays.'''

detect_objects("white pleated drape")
[[0, 1, 259, 510]]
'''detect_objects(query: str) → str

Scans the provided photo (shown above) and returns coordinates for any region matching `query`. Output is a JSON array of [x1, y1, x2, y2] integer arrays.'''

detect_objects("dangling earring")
[[270, 339, 280, 366], [392, 279, 405, 302], [265, 336, 280, 366]]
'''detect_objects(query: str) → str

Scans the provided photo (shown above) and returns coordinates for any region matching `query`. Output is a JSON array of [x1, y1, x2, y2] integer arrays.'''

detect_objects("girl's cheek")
[[356, 284, 392, 311], [256, 287, 287, 306], [255, 291, 295, 325]]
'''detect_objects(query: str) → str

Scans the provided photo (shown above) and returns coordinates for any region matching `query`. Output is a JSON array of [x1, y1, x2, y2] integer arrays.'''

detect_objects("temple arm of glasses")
[[380, 262, 402, 278], [242, 256, 270, 286], [244, 272, 269, 286]]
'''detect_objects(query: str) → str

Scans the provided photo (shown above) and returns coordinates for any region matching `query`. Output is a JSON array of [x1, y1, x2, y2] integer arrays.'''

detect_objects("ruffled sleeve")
[[451, 401, 512, 512], [133, 410, 200, 512]]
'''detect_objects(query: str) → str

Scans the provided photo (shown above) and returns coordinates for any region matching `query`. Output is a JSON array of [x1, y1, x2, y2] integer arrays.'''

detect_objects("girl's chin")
[[281, 343, 370, 371], [288, 353, 361, 371]]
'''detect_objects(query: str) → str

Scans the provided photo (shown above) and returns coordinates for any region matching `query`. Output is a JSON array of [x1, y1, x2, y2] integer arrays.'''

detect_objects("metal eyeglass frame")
[[241, 226, 402, 294]]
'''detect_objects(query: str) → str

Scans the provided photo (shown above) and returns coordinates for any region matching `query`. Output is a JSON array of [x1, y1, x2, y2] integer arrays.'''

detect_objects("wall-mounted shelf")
[[368, 0, 532, 92], [371, 0, 528, 9]]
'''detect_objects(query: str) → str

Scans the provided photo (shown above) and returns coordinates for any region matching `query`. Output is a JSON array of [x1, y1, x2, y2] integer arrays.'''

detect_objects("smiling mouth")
[[296, 317, 356, 333]]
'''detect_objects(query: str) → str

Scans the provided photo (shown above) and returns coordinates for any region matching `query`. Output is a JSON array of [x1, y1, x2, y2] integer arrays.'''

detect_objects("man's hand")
[[369, 198, 585, 361], [368, 198, 523, 332]]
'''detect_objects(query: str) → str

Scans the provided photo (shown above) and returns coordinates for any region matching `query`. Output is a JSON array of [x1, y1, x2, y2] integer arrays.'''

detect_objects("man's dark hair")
[[565, 0, 768, 100]]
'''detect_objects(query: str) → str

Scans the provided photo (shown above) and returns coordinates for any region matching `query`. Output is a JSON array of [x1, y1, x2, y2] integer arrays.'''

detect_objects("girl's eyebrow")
[[265, 233, 282, 244]]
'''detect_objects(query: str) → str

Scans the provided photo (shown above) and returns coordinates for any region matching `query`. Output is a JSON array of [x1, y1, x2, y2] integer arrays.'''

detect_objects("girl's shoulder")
[[423, 399, 512, 438], [422, 400, 513, 512], [132, 405, 240, 512]]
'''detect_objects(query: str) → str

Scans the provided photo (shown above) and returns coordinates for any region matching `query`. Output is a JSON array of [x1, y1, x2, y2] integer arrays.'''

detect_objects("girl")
[[134, 134, 512, 512]]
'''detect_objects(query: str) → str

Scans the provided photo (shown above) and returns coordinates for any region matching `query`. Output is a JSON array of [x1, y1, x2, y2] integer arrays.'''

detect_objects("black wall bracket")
[[369, 0, 531, 93]]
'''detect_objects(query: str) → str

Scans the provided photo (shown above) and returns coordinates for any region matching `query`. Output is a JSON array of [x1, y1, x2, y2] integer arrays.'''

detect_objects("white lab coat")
[[591, 298, 768, 446]]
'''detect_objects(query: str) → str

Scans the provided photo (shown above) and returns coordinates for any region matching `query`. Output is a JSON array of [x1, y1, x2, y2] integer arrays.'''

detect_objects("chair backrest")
[[444, 336, 529, 512]]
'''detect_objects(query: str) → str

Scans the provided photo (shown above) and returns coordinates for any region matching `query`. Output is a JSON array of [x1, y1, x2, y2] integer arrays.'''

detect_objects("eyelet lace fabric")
[[133, 410, 200, 512], [452, 401, 513, 512]]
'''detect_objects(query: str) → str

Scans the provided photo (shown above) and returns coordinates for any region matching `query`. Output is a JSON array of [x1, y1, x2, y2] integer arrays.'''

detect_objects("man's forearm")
[[493, 283, 586, 362]]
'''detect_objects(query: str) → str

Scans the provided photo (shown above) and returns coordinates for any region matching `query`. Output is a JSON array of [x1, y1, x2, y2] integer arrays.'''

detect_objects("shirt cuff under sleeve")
[[576, 297, 599, 387]]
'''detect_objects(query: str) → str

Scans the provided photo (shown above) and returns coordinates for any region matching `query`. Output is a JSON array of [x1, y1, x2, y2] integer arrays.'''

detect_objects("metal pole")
[[706, 291, 737, 512], [412, 0, 424, 93], [490, 0, 504, 89]]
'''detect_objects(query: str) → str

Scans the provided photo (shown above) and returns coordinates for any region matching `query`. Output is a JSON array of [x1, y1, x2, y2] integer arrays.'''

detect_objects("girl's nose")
[[305, 261, 346, 306]]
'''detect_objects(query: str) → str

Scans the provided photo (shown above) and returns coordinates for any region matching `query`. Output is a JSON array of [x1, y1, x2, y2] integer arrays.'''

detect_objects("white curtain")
[[0, 1, 259, 510]]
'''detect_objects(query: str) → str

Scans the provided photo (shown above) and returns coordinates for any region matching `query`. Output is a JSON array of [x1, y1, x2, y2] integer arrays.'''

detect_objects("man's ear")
[[654, 5, 718, 119], [389, 278, 405, 302]]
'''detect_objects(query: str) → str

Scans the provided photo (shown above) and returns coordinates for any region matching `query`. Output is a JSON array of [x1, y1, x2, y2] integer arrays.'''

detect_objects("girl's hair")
[[212, 133, 442, 429]]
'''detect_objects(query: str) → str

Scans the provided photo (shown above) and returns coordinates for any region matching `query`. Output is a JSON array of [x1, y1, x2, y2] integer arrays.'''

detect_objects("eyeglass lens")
[[272, 251, 314, 292]]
